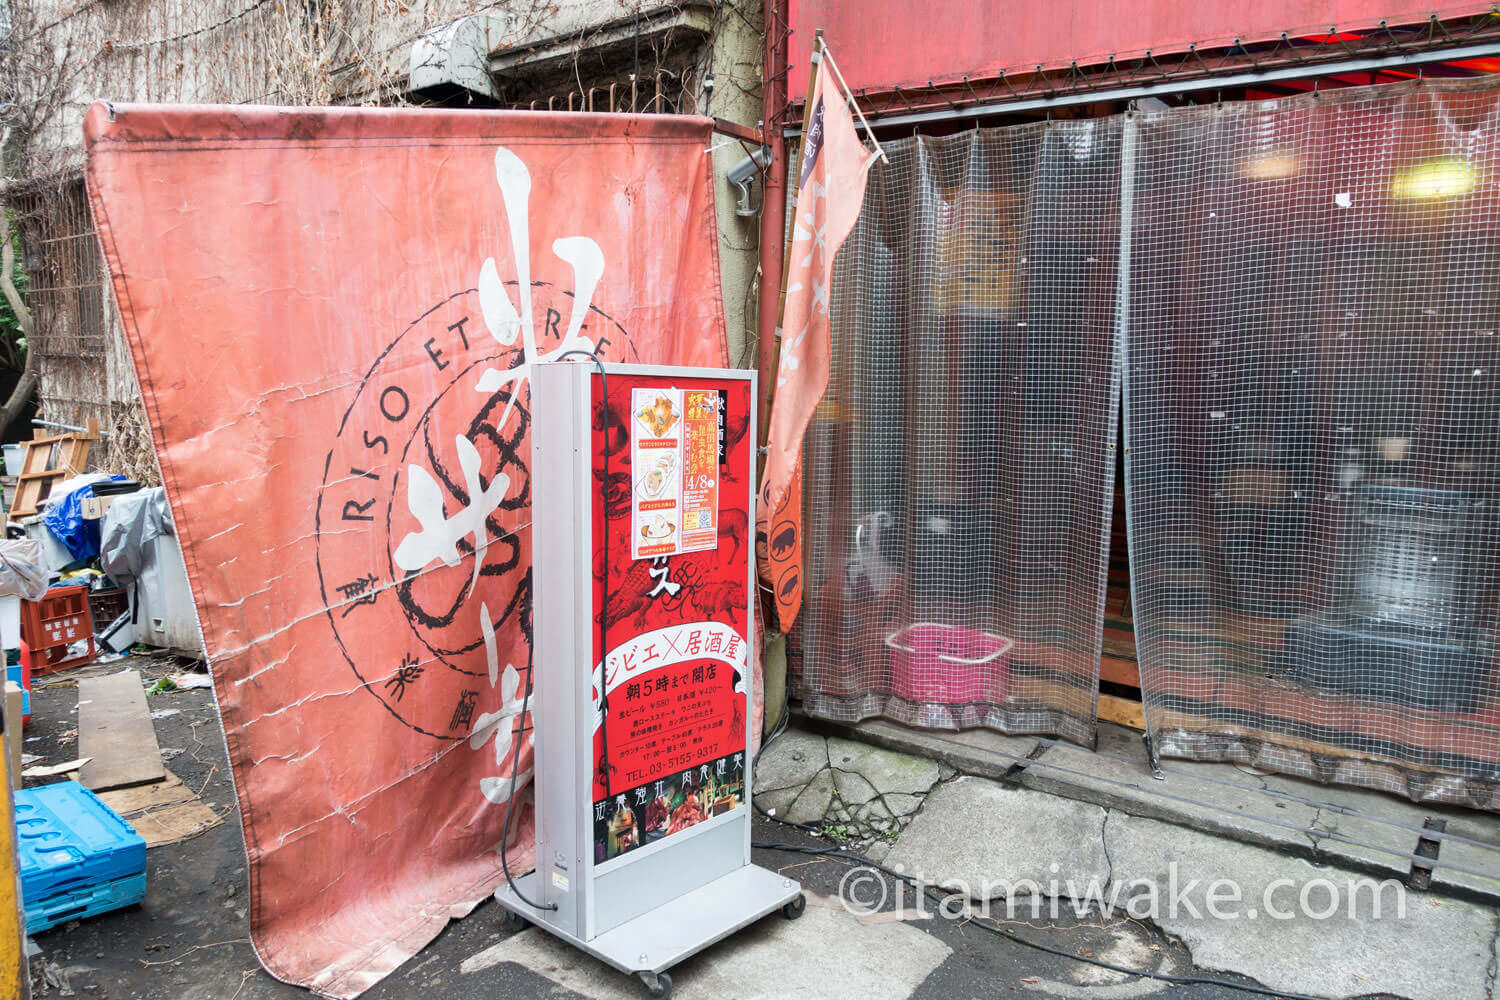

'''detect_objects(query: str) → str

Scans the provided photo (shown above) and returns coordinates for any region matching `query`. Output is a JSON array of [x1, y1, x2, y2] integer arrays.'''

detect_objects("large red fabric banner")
[[84, 104, 729, 997]]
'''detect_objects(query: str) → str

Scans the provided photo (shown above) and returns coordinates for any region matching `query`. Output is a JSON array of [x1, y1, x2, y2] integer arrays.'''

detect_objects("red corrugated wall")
[[787, 1, 1494, 97]]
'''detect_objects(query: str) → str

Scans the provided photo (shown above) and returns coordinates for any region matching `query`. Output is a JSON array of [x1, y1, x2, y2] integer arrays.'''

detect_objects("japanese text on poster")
[[592, 622, 749, 862], [630, 387, 720, 560]]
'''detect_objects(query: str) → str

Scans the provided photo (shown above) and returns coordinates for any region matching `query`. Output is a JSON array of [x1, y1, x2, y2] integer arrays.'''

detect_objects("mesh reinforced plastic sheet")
[[796, 123, 1123, 746], [1127, 79, 1500, 808]]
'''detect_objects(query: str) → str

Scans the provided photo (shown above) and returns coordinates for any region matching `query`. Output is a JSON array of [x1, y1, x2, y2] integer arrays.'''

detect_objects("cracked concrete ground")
[[1036, 725, 1500, 906], [863, 767, 1500, 1000], [459, 892, 953, 1000], [1109, 812, 1496, 1000], [1490, 923, 1499, 1000], [761, 722, 1500, 1000], [753, 730, 954, 855], [836, 716, 1500, 900], [884, 778, 1110, 899]]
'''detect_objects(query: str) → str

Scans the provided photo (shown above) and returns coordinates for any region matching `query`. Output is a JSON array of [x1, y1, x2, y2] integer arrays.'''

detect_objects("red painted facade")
[[787, 0, 1494, 98]]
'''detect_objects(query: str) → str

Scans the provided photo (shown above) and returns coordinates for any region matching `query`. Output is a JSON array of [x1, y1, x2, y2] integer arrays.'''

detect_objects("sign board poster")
[[591, 373, 752, 864], [630, 388, 722, 559]]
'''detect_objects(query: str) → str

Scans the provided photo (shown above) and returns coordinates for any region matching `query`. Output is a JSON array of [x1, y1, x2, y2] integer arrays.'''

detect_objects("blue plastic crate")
[[24, 873, 145, 934], [14, 782, 145, 903]]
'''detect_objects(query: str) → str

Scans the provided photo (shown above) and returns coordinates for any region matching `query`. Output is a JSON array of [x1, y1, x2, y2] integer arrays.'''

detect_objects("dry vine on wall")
[[0, 0, 538, 479]]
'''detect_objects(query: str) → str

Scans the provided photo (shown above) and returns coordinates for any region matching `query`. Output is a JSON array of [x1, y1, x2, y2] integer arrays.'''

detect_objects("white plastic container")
[[0, 595, 20, 650]]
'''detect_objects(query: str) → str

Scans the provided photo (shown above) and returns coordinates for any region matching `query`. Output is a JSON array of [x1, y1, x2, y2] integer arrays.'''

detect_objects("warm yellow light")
[[1239, 150, 1302, 180], [1390, 157, 1480, 200]]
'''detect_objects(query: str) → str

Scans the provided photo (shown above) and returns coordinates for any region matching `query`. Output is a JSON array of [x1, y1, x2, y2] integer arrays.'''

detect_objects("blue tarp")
[[43, 477, 127, 562]]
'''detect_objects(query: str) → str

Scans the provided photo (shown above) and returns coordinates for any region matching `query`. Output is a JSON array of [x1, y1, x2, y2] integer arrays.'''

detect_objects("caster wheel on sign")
[[639, 971, 672, 999], [782, 893, 806, 920], [502, 910, 529, 933]]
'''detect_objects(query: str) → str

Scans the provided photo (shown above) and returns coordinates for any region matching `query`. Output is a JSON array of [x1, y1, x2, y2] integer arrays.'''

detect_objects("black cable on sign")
[[499, 350, 611, 913], [500, 663, 553, 911]]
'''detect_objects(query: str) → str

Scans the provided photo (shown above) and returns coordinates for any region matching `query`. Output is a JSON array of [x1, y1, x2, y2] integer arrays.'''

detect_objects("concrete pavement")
[[754, 724, 1500, 1000]]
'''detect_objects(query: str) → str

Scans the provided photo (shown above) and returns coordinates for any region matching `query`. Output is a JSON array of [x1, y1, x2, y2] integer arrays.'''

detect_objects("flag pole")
[[754, 27, 824, 721], [819, 44, 887, 163], [757, 28, 825, 465]]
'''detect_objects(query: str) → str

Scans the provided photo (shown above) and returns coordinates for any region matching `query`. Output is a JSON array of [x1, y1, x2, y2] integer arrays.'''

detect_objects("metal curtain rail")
[[783, 40, 1500, 135]]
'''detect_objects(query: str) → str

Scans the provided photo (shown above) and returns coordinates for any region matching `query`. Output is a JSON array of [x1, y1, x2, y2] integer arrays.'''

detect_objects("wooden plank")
[[1145, 665, 1500, 751], [97, 769, 223, 847], [77, 670, 165, 791], [1098, 655, 1141, 689], [3, 684, 19, 790], [6, 422, 96, 520], [21, 757, 91, 778], [1150, 705, 1492, 773], [122, 801, 222, 848], [1098, 692, 1147, 731], [95, 769, 193, 815]]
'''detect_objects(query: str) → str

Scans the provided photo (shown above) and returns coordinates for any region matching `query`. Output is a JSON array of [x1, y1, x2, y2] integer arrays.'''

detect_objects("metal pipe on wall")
[[756, 0, 788, 437], [755, 0, 791, 735]]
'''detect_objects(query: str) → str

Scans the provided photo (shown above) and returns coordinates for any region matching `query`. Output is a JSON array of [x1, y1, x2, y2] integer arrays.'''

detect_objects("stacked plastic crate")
[[20, 585, 96, 678], [14, 782, 146, 932]]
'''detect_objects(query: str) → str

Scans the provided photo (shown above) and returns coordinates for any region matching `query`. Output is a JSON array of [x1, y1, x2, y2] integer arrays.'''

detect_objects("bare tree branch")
[[0, 142, 37, 442], [0, 216, 33, 338]]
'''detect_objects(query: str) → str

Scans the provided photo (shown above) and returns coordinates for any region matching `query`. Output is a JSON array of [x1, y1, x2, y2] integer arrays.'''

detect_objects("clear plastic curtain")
[[794, 121, 1123, 746], [1126, 79, 1500, 808]]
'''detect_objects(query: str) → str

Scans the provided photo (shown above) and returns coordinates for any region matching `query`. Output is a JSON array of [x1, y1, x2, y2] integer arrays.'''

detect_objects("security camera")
[[727, 145, 772, 217]]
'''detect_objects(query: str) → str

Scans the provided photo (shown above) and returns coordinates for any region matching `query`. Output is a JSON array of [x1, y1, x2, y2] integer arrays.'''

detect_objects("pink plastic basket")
[[887, 622, 1013, 704]]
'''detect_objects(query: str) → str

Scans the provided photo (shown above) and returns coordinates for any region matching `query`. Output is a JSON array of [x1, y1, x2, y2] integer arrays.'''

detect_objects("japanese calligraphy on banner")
[[594, 373, 751, 865], [84, 104, 729, 998]]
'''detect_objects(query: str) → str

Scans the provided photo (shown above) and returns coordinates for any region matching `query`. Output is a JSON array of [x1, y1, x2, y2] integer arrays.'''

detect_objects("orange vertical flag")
[[758, 46, 876, 631]]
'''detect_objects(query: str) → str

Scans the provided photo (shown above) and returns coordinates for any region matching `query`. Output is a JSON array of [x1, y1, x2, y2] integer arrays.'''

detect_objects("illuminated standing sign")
[[505, 361, 801, 999]]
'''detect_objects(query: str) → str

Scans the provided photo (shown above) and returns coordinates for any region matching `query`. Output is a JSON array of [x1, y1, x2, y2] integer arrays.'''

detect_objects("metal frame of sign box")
[[500, 361, 800, 997]]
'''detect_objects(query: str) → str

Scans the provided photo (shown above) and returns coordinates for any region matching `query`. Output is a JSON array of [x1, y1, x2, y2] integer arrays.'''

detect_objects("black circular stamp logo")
[[315, 285, 632, 740]]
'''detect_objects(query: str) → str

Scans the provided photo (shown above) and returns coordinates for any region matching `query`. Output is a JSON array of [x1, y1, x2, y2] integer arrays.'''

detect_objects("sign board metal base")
[[495, 865, 802, 985], [507, 362, 801, 999]]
